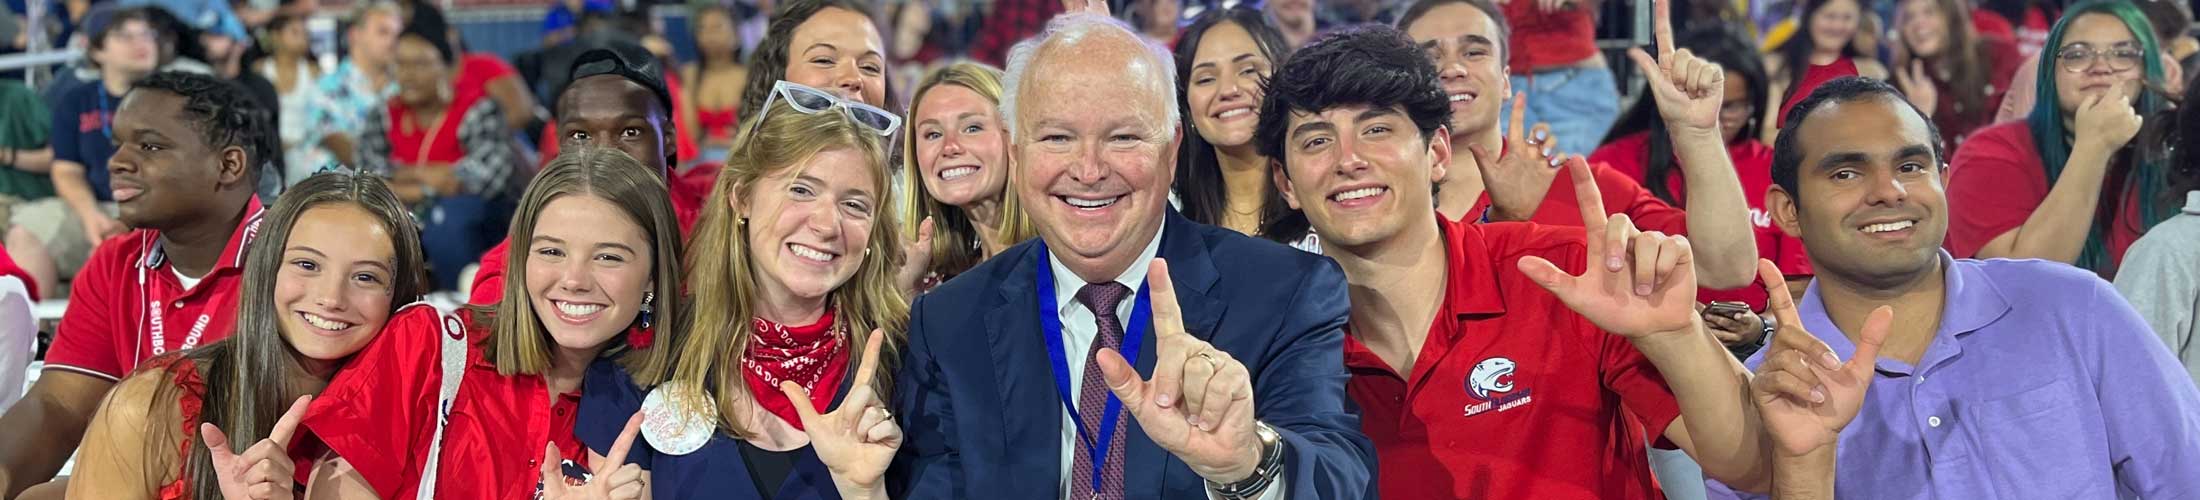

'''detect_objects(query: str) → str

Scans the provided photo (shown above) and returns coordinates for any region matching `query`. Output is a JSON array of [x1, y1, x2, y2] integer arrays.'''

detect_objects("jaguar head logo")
[[1467, 357, 1518, 400]]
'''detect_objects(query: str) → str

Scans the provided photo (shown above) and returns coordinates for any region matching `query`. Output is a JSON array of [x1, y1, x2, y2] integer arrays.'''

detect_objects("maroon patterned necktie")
[[1069, 282, 1131, 500]]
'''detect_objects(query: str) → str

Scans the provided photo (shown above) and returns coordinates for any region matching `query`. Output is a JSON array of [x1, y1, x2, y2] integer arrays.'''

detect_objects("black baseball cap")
[[564, 40, 675, 120]]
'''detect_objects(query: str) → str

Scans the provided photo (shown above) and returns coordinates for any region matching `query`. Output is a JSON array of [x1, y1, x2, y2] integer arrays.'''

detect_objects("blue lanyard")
[[1035, 243, 1150, 493]]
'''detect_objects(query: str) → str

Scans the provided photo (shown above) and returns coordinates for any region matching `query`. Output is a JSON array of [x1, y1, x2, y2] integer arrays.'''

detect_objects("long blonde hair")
[[647, 97, 908, 438], [900, 62, 1040, 279], [479, 148, 686, 381]]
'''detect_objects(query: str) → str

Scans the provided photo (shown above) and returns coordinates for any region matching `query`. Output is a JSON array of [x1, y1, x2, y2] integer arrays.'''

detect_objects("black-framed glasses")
[[2056, 44, 2145, 73], [754, 80, 902, 137]]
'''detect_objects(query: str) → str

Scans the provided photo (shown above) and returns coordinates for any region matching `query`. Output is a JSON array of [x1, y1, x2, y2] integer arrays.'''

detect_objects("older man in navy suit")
[[887, 10, 1376, 500]]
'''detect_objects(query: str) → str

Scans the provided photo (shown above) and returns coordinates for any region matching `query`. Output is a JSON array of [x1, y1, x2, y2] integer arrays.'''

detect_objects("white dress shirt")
[[1044, 226, 1285, 500]]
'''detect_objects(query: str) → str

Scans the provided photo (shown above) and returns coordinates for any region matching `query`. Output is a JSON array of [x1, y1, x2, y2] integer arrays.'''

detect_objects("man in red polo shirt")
[[468, 42, 710, 305], [0, 71, 271, 498], [1256, 24, 1777, 498]]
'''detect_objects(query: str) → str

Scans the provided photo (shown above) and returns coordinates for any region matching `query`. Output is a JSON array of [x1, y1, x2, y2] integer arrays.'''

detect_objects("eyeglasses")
[[753, 80, 902, 137], [2056, 44, 2145, 73]]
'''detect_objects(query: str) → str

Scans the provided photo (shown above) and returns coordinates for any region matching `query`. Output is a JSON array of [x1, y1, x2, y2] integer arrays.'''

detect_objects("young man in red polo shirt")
[[1256, 24, 1778, 498], [0, 71, 271, 498]]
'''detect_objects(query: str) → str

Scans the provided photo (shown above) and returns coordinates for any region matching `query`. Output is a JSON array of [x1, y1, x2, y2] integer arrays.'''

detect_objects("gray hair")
[[1000, 12, 1181, 144]]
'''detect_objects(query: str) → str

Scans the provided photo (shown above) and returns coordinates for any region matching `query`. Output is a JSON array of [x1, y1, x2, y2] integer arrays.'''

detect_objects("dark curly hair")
[[1256, 25, 1452, 240], [133, 71, 276, 183], [1256, 25, 1453, 163]]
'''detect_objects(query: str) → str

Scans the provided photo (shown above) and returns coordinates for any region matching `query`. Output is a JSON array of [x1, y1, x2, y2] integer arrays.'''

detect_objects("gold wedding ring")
[[1195, 350, 1224, 370]]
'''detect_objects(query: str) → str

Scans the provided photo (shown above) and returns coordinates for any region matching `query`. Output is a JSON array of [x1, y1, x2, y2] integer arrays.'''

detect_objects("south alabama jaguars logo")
[[1463, 357, 1533, 417]]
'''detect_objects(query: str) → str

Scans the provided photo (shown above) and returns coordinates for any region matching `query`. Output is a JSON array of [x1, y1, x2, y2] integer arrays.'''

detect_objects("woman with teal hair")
[[1947, 0, 2176, 276]]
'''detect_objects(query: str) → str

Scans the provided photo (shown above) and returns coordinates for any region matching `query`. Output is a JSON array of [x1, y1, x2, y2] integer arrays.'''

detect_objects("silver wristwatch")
[[1207, 421, 1284, 499]]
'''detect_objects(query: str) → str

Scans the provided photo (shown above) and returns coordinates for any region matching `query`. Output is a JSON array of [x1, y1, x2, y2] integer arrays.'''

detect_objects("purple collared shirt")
[[1708, 253, 2200, 499]]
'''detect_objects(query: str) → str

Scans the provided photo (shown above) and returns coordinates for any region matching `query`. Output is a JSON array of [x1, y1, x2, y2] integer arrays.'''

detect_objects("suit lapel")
[[985, 246, 1064, 496], [1125, 212, 1227, 498]]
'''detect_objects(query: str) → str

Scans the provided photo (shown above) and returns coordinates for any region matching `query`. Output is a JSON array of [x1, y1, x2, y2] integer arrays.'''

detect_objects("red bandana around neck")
[[742, 307, 848, 430]]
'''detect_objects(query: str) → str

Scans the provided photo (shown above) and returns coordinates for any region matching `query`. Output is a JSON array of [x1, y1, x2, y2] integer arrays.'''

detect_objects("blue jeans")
[[422, 194, 512, 291], [1504, 65, 1622, 157]]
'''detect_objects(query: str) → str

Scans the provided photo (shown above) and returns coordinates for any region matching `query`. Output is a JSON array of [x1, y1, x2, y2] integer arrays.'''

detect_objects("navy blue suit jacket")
[[889, 210, 1376, 499]]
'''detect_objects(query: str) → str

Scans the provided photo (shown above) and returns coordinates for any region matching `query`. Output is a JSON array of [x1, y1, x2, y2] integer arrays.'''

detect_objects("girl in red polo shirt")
[[1766, 0, 1889, 141], [1947, 1, 2176, 277], [306, 149, 685, 500], [71, 171, 430, 499]]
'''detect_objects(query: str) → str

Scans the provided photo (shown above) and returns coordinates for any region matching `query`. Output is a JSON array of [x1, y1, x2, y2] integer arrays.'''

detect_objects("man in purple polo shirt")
[[1708, 76, 2200, 499]]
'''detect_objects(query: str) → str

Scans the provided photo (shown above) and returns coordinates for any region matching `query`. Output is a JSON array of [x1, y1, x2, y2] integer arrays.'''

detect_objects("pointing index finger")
[[853, 329, 887, 391], [1148, 259, 1187, 339], [607, 413, 643, 465], [1565, 156, 1608, 246], [1654, 0, 1674, 57], [1755, 259, 1803, 335], [267, 395, 312, 447]]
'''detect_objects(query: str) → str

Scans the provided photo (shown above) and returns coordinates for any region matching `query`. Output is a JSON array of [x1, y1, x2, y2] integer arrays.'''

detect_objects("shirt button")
[[1928, 416, 1942, 428], [173, 301, 185, 309]]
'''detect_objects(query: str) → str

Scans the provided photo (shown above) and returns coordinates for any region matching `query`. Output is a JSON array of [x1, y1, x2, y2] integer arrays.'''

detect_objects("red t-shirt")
[[1346, 215, 1682, 500], [0, 242, 36, 300], [467, 163, 710, 305], [1589, 132, 1811, 309], [454, 53, 519, 108], [45, 198, 264, 381], [1503, 0, 1600, 72], [1946, 120, 2147, 273], [1778, 57, 1862, 127], [385, 91, 485, 167], [307, 306, 590, 500]]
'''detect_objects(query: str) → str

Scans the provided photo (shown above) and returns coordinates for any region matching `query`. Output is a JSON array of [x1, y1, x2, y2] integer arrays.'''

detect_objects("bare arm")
[[5, 147, 54, 173], [304, 458, 386, 500], [0, 372, 118, 499], [49, 160, 102, 222], [1641, 319, 1771, 491], [1669, 126, 1760, 288], [1970, 146, 2113, 262], [485, 76, 541, 133], [63, 374, 167, 500], [319, 133, 357, 171], [1629, 0, 1759, 288], [1770, 447, 1837, 500]]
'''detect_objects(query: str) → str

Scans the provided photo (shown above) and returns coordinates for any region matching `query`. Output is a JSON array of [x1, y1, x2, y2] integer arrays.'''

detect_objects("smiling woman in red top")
[[306, 148, 685, 500], [73, 169, 429, 500]]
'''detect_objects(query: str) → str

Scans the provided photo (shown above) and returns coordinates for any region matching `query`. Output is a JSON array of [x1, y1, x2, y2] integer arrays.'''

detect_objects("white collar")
[[1046, 224, 1167, 308], [2183, 191, 2200, 216]]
